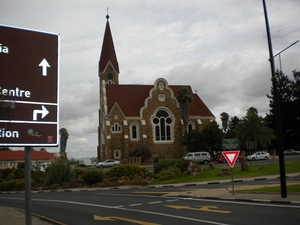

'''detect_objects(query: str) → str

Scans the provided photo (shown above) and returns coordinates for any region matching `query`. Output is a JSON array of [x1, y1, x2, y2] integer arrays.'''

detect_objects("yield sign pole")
[[222, 150, 240, 195]]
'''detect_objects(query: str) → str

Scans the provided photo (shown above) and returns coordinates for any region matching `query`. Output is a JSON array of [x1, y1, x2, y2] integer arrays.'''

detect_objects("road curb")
[[1, 173, 299, 195]]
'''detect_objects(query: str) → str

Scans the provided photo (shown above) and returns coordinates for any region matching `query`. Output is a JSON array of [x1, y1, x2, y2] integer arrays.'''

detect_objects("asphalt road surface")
[[1, 178, 300, 225]]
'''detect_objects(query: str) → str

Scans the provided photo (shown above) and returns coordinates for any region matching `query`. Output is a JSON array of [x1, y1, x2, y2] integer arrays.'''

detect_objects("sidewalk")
[[167, 183, 300, 204], [166, 173, 300, 204], [1, 173, 299, 224]]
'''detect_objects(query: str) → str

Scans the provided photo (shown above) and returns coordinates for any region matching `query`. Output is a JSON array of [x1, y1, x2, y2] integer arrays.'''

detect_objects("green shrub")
[[0, 168, 14, 179], [129, 146, 152, 163], [77, 164, 86, 167], [13, 168, 24, 179], [46, 160, 74, 185], [0, 180, 16, 191], [74, 168, 85, 178], [31, 171, 47, 186], [106, 164, 149, 179], [82, 170, 104, 185], [156, 166, 181, 180], [14, 179, 25, 190], [153, 159, 190, 174]]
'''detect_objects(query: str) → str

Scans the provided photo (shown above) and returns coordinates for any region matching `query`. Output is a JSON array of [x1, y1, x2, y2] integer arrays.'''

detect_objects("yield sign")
[[222, 150, 240, 168]]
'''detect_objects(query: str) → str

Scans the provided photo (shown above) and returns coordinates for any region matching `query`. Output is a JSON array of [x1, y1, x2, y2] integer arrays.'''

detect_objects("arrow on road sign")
[[222, 150, 240, 168], [39, 58, 50, 76], [33, 105, 49, 120]]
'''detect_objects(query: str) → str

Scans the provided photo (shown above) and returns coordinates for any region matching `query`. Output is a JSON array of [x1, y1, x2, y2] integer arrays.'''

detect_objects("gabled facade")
[[97, 15, 215, 162]]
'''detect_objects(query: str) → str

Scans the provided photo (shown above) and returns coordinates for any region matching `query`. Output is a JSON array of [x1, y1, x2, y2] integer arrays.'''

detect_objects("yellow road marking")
[[164, 205, 232, 214], [93, 215, 160, 225]]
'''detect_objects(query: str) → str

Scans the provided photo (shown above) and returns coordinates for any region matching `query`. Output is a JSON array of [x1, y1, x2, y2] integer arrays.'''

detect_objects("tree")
[[236, 113, 275, 150], [220, 112, 230, 132], [176, 87, 193, 132], [228, 116, 241, 130], [225, 116, 241, 138], [59, 128, 69, 157], [266, 70, 300, 150], [200, 120, 223, 159], [246, 107, 258, 115], [181, 130, 203, 152]]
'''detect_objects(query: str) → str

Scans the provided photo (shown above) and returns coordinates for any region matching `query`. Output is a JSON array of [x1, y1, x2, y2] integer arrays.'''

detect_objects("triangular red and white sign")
[[222, 150, 240, 168]]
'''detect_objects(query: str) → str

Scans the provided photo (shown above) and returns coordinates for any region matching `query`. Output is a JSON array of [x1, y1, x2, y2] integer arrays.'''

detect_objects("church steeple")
[[99, 13, 119, 76]]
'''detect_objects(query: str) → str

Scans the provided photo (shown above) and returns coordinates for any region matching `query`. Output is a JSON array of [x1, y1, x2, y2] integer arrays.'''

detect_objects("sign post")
[[0, 25, 59, 225], [222, 150, 240, 195]]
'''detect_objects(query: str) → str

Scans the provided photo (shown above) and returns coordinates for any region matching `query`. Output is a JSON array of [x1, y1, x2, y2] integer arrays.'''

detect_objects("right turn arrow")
[[33, 105, 49, 121]]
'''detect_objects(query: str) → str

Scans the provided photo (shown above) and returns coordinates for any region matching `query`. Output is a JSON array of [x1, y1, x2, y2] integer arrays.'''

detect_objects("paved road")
[[1, 190, 299, 225], [1, 173, 299, 225]]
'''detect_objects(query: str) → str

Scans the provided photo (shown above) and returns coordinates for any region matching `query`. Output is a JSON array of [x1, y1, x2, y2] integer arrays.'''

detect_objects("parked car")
[[97, 159, 120, 168], [182, 152, 211, 164], [284, 149, 300, 155], [218, 155, 243, 163], [246, 151, 270, 161]]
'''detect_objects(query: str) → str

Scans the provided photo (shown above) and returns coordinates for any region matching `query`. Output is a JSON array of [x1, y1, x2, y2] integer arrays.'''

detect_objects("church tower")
[[98, 14, 119, 86], [97, 14, 119, 160]]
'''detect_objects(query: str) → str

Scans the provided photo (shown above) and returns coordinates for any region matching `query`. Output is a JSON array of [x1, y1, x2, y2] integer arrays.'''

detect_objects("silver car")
[[182, 152, 211, 164], [284, 149, 300, 155], [97, 159, 120, 168], [246, 151, 270, 161]]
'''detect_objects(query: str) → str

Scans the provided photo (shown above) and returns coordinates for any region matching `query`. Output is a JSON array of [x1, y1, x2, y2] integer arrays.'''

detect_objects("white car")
[[182, 152, 211, 164], [246, 151, 270, 161], [97, 159, 120, 168], [284, 149, 300, 155]]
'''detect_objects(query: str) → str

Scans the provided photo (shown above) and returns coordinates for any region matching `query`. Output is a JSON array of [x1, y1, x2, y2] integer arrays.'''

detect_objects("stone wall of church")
[[139, 82, 186, 161], [101, 80, 214, 162]]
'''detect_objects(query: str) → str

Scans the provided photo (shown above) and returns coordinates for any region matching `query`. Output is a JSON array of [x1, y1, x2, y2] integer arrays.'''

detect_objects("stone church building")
[[97, 15, 215, 162]]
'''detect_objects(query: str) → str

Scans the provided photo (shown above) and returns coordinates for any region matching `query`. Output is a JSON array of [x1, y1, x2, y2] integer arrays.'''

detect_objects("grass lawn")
[[150, 161, 300, 185]]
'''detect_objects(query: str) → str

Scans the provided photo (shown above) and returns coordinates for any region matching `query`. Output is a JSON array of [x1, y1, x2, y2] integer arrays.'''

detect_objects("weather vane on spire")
[[106, 7, 109, 20]]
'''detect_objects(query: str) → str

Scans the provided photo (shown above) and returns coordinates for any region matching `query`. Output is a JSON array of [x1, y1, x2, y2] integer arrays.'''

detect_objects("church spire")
[[99, 13, 119, 74]]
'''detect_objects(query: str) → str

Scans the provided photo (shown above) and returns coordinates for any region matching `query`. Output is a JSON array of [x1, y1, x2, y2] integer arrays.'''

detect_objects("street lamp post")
[[262, 0, 287, 198], [273, 40, 299, 72]]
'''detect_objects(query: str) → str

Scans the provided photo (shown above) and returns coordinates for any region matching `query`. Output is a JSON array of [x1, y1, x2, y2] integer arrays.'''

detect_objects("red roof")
[[0, 150, 54, 161], [106, 84, 215, 117]]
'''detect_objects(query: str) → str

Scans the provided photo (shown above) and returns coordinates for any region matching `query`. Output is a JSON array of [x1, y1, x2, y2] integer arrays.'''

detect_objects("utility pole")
[[262, 0, 287, 198]]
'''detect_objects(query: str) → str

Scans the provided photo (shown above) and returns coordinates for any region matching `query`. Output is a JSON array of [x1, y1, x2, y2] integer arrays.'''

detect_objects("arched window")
[[153, 110, 173, 141], [187, 122, 194, 133], [130, 123, 139, 140], [111, 123, 122, 133]]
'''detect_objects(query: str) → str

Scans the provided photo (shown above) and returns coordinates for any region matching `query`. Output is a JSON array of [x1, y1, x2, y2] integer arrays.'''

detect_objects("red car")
[[217, 155, 243, 163]]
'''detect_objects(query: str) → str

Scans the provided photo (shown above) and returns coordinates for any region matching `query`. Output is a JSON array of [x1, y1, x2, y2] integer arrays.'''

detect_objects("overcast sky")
[[1, 0, 299, 159]]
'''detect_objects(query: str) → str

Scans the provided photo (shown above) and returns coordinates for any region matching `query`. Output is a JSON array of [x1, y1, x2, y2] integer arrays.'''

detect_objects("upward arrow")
[[39, 58, 50, 76]]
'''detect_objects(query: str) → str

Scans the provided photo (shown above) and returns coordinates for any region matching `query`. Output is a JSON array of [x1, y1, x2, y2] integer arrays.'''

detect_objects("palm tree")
[[235, 113, 275, 149], [176, 87, 193, 132], [246, 107, 258, 115], [220, 112, 230, 132], [59, 128, 69, 157]]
